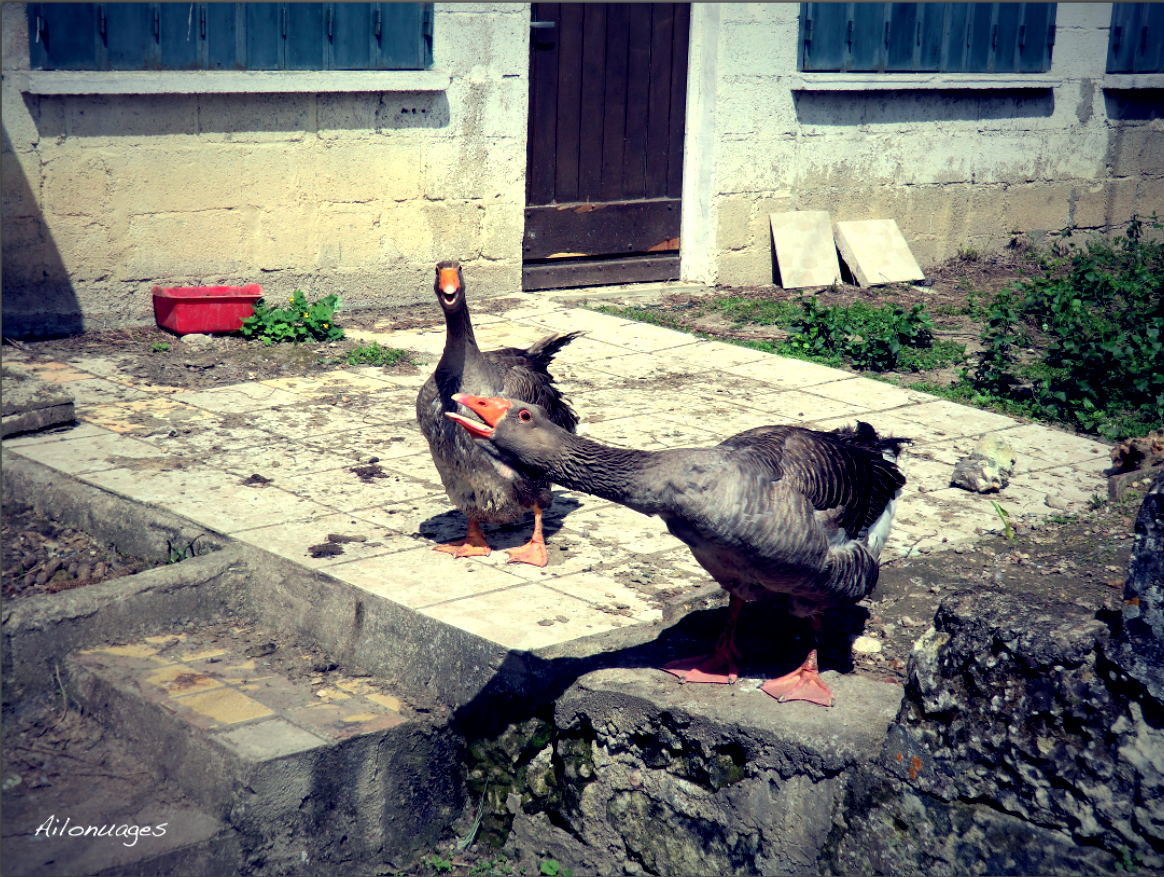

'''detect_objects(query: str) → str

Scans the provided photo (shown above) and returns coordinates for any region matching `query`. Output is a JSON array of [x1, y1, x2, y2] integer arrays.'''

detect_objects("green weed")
[[241, 290, 346, 346], [426, 853, 454, 873], [338, 342, 412, 367], [539, 861, 572, 877], [150, 341, 170, 353], [991, 501, 1015, 542]]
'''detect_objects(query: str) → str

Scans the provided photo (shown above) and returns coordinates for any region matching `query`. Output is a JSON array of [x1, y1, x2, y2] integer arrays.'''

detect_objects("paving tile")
[[898, 457, 960, 494], [64, 377, 152, 406], [813, 412, 968, 446], [579, 321, 702, 354], [983, 423, 1112, 471], [279, 464, 437, 513], [419, 582, 636, 651], [2, 431, 175, 475], [516, 309, 633, 336], [144, 664, 225, 697], [329, 546, 528, 609], [770, 210, 843, 288], [548, 361, 638, 393], [471, 321, 557, 350], [174, 686, 275, 726], [215, 719, 327, 761], [260, 370, 398, 400], [581, 412, 722, 450], [285, 702, 406, 740], [360, 327, 447, 359], [741, 388, 871, 424], [664, 339, 775, 369], [18, 361, 92, 382], [562, 503, 685, 556], [171, 382, 308, 413], [1008, 466, 1104, 507], [354, 367, 433, 391], [891, 400, 1020, 438], [80, 398, 216, 433], [833, 219, 925, 286], [804, 377, 929, 411], [245, 403, 395, 441], [542, 567, 664, 624], [1, 421, 111, 447], [198, 432, 362, 480], [303, 422, 429, 462], [230, 512, 401, 568], [718, 355, 852, 391]]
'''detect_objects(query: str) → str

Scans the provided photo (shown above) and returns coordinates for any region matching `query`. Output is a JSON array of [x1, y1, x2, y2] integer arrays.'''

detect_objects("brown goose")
[[415, 262, 582, 567], [447, 393, 909, 707]]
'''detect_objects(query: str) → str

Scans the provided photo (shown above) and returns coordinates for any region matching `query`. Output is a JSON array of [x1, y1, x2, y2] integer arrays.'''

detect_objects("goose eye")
[[519, 409, 532, 422]]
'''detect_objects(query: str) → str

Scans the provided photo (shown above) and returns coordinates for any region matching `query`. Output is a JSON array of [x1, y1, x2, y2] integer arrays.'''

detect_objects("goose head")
[[433, 260, 465, 314], [446, 393, 560, 473]]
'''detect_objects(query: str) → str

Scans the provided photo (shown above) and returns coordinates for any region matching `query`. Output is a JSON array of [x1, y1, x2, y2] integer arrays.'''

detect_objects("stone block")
[[2, 3, 29, 70], [1006, 184, 1072, 235], [716, 198, 752, 250], [198, 92, 312, 144], [255, 204, 316, 272], [380, 203, 435, 263], [719, 22, 799, 79], [1, 364, 76, 437], [1109, 126, 1164, 178], [717, 137, 790, 193], [316, 141, 421, 204], [716, 245, 773, 288], [422, 202, 484, 262], [317, 93, 378, 140], [833, 219, 924, 286], [47, 214, 121, 281], [2, 150, 41, 218], [1072, 178, 1139, 230], [770, 210, 842, 288], [2, 78, 41, 154], [123, 209, 248, 279], [317, 205, 384, 268], [65, 94, 198, 145], [481, 203, 524, 262], [426, 136, 522, 201], [43, 149, 112, 216], [0, 216, 47, 285]]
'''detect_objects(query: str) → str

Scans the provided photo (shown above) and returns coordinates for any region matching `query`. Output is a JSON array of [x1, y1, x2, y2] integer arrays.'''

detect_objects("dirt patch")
[[1, 496, 154, 599]]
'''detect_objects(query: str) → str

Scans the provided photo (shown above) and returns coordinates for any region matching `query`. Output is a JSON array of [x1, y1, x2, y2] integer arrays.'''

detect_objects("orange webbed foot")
[[433, 518, 492, 559]]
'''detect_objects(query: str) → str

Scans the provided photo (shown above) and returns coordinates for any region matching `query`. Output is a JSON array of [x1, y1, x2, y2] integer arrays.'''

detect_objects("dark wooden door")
[[523, 3, 690, 290]]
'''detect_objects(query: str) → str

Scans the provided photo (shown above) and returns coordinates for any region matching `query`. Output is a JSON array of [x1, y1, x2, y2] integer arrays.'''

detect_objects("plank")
[[666, 3, 691, 199], [527, 3, 561, 205], [522, 255, 681, 291], [599, 4, 630, 202], [577, 4, 608, 202], [622, 4, 653, 200], [644, 4, 675, 199], [554, 3, 585, 203], [524, 198, 681, 259]]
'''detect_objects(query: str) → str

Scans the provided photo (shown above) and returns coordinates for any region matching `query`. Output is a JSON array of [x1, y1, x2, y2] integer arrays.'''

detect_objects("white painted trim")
[[680, 3, 720, 287], [788, 73, 1063, 91], [21, 69, 452, 95], [1100, 74, 1164, 89]]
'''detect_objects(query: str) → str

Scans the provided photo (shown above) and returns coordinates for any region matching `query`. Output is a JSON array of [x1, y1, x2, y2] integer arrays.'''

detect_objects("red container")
[[152, 285, 263, 335]]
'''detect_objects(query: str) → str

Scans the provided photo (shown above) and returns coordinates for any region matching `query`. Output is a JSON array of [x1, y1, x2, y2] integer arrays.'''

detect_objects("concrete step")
[[62, 621, 461, 874]]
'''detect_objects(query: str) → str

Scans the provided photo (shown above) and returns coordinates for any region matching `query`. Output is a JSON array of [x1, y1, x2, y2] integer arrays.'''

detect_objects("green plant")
[[337, 342, 411, 367], [539, 861, 572, 877], [1115, 846, 1144, 873], [240, 290, 346, 345], [427, 853, 454, 873], [1088, 494, 1108, 511], [783, 297, 937, 372], [957, 246, 980, 261], [166, 536, 203, 564], [967, 286, 1025, 398], [991, 501, 1015, 542], [151, 341, 170, 353]]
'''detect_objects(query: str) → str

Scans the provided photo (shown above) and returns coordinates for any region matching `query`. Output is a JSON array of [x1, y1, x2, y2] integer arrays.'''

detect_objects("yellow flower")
[[303, 312, 308, 319], [323, 323, 329, 329]]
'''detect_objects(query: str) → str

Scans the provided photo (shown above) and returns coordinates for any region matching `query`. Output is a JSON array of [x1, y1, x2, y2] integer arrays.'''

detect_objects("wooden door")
[[523, 3, 690, 290]]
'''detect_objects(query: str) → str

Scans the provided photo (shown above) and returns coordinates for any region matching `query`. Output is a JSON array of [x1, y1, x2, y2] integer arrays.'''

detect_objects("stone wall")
[[0, 2, 528, 337], [703, 2, 1164, 287]]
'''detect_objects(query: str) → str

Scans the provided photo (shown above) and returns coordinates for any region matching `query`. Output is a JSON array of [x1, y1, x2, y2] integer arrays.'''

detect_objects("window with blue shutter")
[[799, 3, 1057, 73], [27, 3, 433, 71], [1107, 3, 1164, 73]]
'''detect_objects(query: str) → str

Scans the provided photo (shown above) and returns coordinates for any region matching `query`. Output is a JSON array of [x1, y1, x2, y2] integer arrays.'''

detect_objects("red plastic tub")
[[152, 285, 263, 335]]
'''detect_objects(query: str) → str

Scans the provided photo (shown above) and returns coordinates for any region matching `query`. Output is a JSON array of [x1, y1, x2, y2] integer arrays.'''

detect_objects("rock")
[[827, 588, 1164, 875], [1111, 431, 1164, 473], [180, 333, 215, 347], [1112, 469, 1164, 703], [1044, 493, 1070, 510], [1, 364, 76, 437], [951, 435, 1016, 493], [852, 635, 882, 654]]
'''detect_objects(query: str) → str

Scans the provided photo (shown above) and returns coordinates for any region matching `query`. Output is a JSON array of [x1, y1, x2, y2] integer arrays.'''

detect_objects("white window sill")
[[1101, 74, 1164, 89], [788, 72, 1062, 91], [19, 69, 451, 95]]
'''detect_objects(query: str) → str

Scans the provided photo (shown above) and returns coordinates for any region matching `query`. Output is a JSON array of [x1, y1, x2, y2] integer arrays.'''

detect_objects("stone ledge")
[[20, 68, 452, 95]]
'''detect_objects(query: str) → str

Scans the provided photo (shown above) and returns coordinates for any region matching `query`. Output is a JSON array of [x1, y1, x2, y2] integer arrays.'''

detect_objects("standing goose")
[[447, 394, 909, 707], [416, 261, 582, 567]]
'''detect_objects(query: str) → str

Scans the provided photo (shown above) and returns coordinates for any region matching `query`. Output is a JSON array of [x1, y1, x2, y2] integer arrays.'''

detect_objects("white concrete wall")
[[1, 2, 530, 336], [697, 2, 1164, 287]]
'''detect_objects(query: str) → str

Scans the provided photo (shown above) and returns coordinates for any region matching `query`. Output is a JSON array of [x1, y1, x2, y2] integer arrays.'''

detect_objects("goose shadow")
[[416, 491, 583, 552], [450, 591, 871, 741]]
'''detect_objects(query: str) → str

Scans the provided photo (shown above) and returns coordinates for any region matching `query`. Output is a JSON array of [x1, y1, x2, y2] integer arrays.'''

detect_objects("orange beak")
[[446, 394, 512, 438], [438, 267, 460, 297]]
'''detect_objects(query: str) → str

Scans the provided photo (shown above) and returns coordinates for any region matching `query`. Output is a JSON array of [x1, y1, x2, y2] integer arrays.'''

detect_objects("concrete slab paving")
[[833, 218, 926, 286], [1, 295, 1116, 691], [770, 210, 843, 288]]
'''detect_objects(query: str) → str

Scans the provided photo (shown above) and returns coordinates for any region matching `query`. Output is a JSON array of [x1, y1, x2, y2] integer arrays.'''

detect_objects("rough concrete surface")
[[2, 363, 76, 437]]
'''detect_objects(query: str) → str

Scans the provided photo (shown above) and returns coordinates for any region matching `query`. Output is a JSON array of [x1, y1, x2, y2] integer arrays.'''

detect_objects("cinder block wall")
[[1, 2, 529, 337], [707, 2, 1164, 288]]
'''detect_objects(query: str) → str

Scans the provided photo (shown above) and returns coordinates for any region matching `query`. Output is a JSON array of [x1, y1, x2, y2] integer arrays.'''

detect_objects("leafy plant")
[[426, 853, 454, 873], [1088, 494, 1108, 511], [784, 297, 939, 372], [539, 861, 572, 877], [166, 536, 203, 564], [240, 290, 346, 346], [990, 501, 1014, 542], [151, 341, 170, 353], [338, 342, 412, 367]]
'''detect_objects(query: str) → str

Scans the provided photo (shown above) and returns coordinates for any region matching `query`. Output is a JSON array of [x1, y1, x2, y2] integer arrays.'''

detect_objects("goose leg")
[[662, 595, 745, 684], [505, 505, 549, 568], [760, 616, 834, 707], [433, 518, 492, 558]]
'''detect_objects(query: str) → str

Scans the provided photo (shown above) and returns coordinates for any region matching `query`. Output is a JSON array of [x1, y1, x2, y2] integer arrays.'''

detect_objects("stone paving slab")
[[770, 210, 843, 288], [1, 295, 1116, 660], [834, 219, 925, 286]]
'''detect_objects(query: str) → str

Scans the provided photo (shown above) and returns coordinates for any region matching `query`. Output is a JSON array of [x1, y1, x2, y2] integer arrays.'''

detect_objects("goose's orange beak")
[[446, 394, 511, 438], [438, 267, 460, 299]]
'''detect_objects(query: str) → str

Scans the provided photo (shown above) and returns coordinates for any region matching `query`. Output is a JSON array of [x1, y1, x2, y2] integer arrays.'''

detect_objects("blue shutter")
[[28, 2, 432, 71], [1109, 3, 1164, 73], [799, 3, 1056, 74]]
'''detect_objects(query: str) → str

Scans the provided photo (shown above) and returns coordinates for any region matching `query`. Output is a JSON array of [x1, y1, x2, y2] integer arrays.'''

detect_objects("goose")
[[446, 393, 909, 707], [415, 261, 582, 567]]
